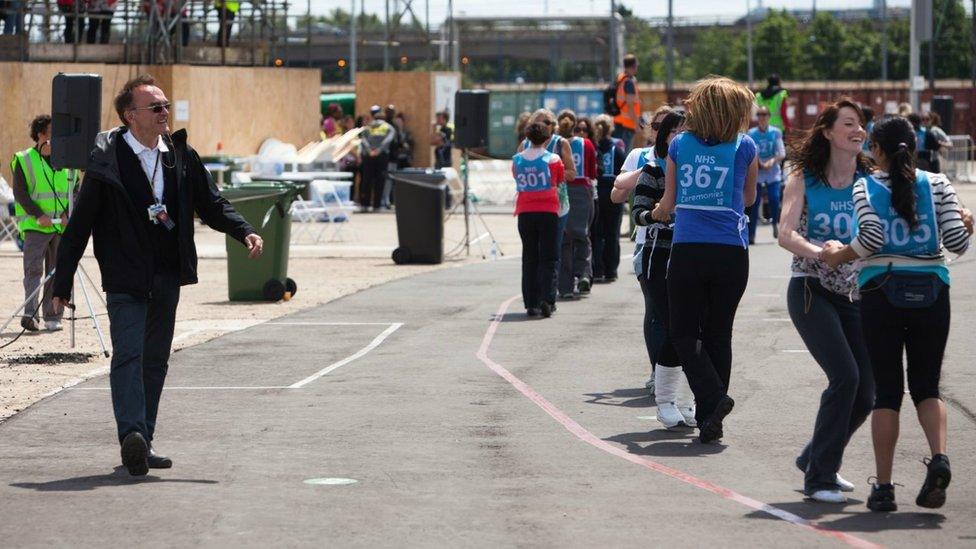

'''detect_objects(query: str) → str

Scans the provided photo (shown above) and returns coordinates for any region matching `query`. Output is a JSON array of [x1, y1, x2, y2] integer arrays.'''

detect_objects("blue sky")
[[309, 0, 923, 21]]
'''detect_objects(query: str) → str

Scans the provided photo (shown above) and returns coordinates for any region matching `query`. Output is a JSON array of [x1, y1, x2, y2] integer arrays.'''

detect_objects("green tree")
[[623, 16, 668, 83], [753, 10, 807, 80], [841, 19, 883, 80], [686, 27, 747, 81], [803, 13, 849, 80], [923, 0, 973, 79]]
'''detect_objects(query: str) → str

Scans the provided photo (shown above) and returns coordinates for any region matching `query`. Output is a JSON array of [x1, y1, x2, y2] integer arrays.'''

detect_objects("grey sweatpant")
[[22, 230, 64, 322], [558, 184, 594, 294]]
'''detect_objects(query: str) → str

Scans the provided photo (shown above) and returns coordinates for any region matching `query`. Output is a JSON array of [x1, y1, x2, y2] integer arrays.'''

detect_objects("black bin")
[[390, 171, 448, 264]]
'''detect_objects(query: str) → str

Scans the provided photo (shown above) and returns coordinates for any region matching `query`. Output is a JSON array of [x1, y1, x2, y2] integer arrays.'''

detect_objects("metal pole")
[[384, 0, 390, 70], [350, 0, 357, 83], [746, 0, 754, 86], [609, 0, 616, 79], [666, 0, 674, 92], [909, 0, 920, 111], [971, 0, 975, 88], [449, 0, 458, 72], [881, 0, 888, 80], [306, 0, 312, 68]]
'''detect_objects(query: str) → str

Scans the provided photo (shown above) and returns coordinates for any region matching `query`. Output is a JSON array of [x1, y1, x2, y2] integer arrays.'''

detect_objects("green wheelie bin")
[[221, 182, 302, 301]]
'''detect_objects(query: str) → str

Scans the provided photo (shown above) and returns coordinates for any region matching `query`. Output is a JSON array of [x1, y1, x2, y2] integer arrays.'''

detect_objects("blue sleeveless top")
[[513, 151, 557, 193], [859, 170, 940, 256], [804, 171, 857, 245], [569, 136, 585, 178]]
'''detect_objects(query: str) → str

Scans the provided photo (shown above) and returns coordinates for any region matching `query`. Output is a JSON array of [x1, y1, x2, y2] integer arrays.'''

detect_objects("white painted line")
[[288, 323, 404, 389], [755, 293, 781, 297], [761, 318, 792, 322], [781, 350, 810, 353], [304, 477, 359, 486]]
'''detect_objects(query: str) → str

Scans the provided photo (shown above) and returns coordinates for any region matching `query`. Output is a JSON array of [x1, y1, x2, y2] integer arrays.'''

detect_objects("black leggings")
[[592, 184, 624, 278], [638, 246, 679, 368], [518, 212, 559, 310], [860, 276, 950, 411], [667, 243, 748, 423]]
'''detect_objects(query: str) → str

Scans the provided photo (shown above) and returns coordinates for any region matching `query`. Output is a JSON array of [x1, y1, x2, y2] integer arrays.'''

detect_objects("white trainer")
[[45, 320, 63, 331], [835, 474, 855, 492], [808, 489, 847, 503], [679, 407, 697, 427], [656, 402, 687, 430]]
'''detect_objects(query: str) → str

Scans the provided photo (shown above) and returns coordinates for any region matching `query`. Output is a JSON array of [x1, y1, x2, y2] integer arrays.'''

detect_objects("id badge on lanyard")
[[146, 152, 175, 231]]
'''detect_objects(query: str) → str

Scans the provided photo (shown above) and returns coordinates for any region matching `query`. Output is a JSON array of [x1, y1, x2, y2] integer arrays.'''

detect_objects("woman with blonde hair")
[[652, 76, 758, 443]]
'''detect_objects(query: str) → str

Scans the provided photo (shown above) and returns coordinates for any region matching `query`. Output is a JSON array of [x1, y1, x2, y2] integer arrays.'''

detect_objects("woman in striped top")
[[823, 116, 973, 513]]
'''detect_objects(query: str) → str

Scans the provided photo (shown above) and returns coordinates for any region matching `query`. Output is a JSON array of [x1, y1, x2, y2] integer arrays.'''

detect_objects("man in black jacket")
[[52, 74, 264, 476]]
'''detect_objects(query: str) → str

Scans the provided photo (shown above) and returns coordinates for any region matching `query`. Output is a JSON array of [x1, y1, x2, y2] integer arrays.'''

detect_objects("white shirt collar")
[[123, 129, 169, 155]]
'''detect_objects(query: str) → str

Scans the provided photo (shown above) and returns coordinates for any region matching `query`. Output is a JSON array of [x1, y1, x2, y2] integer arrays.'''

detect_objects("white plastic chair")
[[290, 180, 357, 243]]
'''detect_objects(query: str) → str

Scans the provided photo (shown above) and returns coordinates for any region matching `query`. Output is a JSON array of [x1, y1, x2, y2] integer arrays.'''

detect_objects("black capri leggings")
[[859, 276, 950, 411]]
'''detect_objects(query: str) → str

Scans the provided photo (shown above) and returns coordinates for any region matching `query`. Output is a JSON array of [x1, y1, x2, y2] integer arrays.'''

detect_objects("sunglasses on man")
[[131, 102, 171, 114]]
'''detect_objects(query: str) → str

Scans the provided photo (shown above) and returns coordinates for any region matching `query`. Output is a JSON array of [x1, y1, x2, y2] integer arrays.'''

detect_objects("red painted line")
[[478, 295, 883, 549]]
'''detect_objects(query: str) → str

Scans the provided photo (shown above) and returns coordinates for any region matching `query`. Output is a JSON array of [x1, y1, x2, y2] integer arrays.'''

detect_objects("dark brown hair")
[[556, 109, 577, 139], [29, 114, 52, 142], [114, 74, 157, 125], [525, 122, 552, 146], [654, 111, 686, 159], [872, 116, 919, 227], [623, 54, 637, 69], [787, 98, 872, 184]]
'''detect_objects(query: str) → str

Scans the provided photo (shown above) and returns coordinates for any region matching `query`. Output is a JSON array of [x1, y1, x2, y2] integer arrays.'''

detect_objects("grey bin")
[[390, 171, 448, 265]]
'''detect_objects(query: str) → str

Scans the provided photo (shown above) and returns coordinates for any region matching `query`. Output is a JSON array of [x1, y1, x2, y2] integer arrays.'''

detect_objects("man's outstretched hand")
[[245, 233, 264, 259]]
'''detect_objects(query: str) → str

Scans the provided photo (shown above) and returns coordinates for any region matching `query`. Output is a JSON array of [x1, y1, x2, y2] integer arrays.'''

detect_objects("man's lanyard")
[[146, 149, 162, 205]]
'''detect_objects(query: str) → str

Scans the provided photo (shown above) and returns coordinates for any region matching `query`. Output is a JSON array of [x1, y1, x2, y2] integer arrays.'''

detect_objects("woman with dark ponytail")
[[823, 116, 973, 513]]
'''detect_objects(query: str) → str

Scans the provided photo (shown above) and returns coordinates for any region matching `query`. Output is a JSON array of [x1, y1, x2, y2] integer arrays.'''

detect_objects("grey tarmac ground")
[[2, 213, 976, 547]]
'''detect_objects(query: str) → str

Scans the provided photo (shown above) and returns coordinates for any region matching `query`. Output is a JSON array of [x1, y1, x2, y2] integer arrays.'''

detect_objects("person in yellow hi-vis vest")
[[214, 0, 239, 46], [10, 115, 79, 332]]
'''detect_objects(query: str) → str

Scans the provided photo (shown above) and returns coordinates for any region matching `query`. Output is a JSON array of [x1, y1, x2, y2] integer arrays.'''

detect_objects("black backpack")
[[603, 77, 622, 116]]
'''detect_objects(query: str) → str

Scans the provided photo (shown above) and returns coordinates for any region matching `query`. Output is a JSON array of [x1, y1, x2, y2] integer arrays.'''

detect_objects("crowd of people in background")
[[511, 65, 974, 513]]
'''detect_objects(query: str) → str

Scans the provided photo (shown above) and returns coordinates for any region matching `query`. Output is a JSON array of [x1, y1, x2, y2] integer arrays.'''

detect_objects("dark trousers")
[[636, 245, 667, 366], [788, 277, 874, 493], [518, 212, 559, 310], [85, 10, 111, 43], [667, 243, 748, 423], [360, 153, 388, 209], [106, 272, 180, 444], [746, 180, 781, 243], [216, 6, 236, 46], [860, 277, 950, 411], [639, 246, 679, 368], [558, 184, 594, 293], [58, 3, 85, 43], [592, 185, 624, 278]]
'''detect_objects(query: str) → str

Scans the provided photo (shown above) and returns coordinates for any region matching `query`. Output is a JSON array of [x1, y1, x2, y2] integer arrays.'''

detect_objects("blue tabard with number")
[[635, 147, 654, 169], [860, 170, 940, 256], [569, 136, 585, 177], [747, 126, 783, 184], [674, 134, 742, 211], [600, 143, 616, 178], [804, 172, 856, 245], [513, 151, 556, 193]]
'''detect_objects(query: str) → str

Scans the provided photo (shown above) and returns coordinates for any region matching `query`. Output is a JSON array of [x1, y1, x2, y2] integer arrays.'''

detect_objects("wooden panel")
[[0, 62, 319, 183]]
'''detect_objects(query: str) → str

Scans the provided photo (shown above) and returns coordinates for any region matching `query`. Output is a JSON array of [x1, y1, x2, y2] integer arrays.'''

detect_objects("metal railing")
[[944, 135, 976, 183]]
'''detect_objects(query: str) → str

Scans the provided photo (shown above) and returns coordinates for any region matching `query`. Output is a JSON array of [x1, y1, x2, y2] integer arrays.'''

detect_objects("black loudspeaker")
[[454, 89, 490, 149], [930, 96, 954, 133], [51, 73, 102, 170]]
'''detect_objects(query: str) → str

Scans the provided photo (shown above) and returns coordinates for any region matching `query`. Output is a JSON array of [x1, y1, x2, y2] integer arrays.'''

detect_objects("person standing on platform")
[[11, 114, 77, 332], [51, 75, 263, 477], [57, 0, 85, 43], [85, 0, 116, 43], [215, 0, 238, 46], [612, 54, 641, 151], [746, 105, 786, 244]]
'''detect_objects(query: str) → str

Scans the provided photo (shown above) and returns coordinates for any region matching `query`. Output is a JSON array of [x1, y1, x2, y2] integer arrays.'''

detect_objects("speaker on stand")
[[449, 89, 501, 258], [51, 73, 102, 171]]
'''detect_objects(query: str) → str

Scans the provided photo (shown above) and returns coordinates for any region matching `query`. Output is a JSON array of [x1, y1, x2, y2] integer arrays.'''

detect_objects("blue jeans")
[[747, 180, 782, 243], [106, 272, 180, 444], [2, 1, 23, 35]]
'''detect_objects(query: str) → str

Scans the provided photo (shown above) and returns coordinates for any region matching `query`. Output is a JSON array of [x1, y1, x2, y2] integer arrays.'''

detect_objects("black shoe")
[[526, 308, 541, 317], [558, 292, 576, 300], [916, 454, 951, 509], [20, 317, 39, 332], [592, 275, 606, 283], [148, 447, 173, 469], [698, 395, 734, 444], [867, 482, 897, 512], [577, 277, 592, 294], [540, 302, 553, 318], [606, 275, 618, 283], [120, 432, 149, 476]]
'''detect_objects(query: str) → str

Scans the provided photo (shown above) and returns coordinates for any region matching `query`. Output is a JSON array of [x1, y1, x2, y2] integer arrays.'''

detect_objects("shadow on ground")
[[10, 466, 218, 492], [584, 388, 654, 408], [745, 500, 946, 532], [605, 429, 727, 457]]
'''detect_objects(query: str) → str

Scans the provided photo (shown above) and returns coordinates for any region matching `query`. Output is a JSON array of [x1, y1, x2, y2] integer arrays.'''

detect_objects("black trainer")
[[540, 302, 553, 318], [867, 482, 897, 512], [916, 454, 951, 509], [120, 431, 149, 476], [698, 395, 734, 444], [526, 308, 540, 317]]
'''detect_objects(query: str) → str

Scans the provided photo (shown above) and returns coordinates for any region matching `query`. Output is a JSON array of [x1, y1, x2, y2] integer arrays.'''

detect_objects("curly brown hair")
[[787, 98, 872, 184]]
